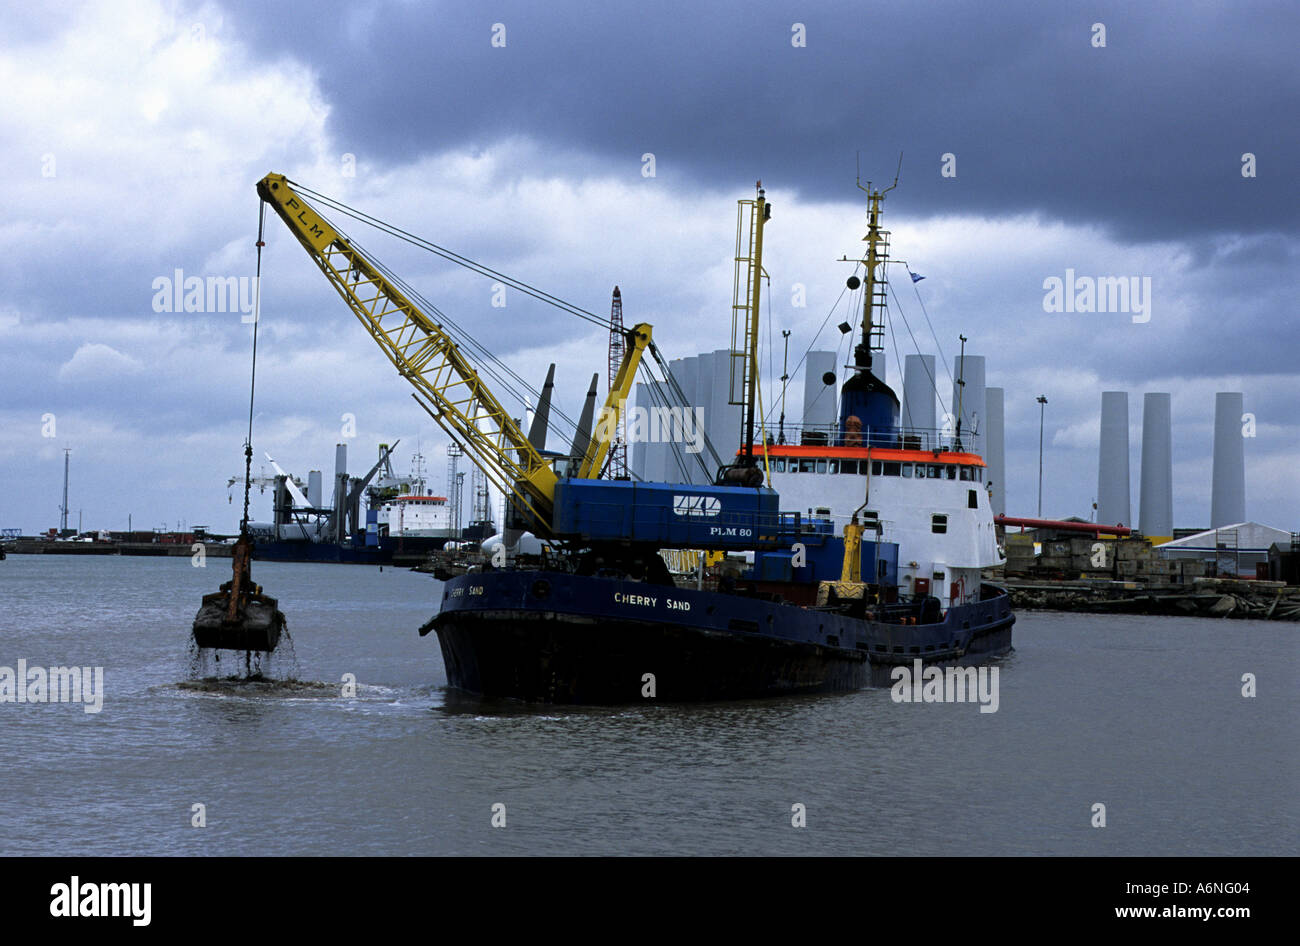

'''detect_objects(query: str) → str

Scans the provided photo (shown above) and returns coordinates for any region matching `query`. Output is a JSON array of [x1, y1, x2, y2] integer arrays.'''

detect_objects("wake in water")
[[175, 676, 340, 698], [184, 621, 302, 686], [178, 624, 416, 703]]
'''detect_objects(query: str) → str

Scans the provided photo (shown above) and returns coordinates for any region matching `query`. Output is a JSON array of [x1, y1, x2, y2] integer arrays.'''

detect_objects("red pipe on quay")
[[995, 515, 1133, 537]]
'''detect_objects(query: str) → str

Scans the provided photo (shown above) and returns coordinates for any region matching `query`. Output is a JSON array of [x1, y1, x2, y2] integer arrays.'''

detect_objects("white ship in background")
[[370, 450, 461, 557], [236, 443, 469, 563]]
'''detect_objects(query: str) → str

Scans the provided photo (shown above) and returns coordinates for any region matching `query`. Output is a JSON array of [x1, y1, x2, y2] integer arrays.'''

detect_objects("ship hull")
[[427, 571, 1013, 703], [251, 540, 392, 565], [379, 533, 455, 565]]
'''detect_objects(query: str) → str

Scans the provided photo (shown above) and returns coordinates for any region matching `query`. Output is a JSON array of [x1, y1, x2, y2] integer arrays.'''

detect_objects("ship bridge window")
[[826, 460, 838, 474], [946, 465, 958, 479], [772, 458, 786, 473], [883, 462, 900, 476], [798, 459, 816, 473], [901, 463, 913, 478], [839, 460, 858, 474], [815, 459, 827, 474], [976, 468, 984, 482], [959, 466, 972, 481], [914, 464, 925, 479], [871, 460, 881, 475], [928, 464, 943, 479], [931, 514, 948, 534]]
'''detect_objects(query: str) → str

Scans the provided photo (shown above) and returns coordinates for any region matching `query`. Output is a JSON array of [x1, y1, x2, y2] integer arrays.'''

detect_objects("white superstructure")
[[756, 444, 1003, 608], [375, 495, 452, 538]]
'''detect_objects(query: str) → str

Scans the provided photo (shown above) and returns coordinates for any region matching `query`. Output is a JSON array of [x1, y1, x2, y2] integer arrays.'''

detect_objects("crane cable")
[[762, 264, 860, 429], [280, 185, 603, 446], [283, 180, 746, 474], [642, 343, 725, 480], [317, 217, 589, 448], [287, 180, 611, 330], [240, 202, 267, 537], [885, 266, 953, 422]]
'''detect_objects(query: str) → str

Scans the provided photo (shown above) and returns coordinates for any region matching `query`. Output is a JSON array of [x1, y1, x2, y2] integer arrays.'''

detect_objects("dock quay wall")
[[4, 540, 234, 558], [1001, 576, 1300, 621]]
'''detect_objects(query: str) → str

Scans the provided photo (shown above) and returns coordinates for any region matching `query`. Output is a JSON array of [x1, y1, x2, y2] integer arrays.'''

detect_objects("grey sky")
[[1, 0, 1295, 536], [215, 0, 1297, 240]]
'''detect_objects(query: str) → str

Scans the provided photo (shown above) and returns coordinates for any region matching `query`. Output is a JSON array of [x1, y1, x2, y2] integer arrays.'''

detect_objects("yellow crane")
[[256, 173, 651, 536]]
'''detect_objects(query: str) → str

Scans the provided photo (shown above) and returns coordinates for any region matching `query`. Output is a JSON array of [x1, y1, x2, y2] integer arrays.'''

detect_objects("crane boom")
[[259, 173, 559, 530], [579, 321, 651, 479], [256, 173, 648, 535]]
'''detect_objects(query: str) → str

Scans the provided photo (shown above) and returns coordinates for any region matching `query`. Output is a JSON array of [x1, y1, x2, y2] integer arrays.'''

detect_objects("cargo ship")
[[427, 487, 1013, 701], [252, 169, 1013, 704], [424, 178, 1014, 702], [242, 443, 462, 564]]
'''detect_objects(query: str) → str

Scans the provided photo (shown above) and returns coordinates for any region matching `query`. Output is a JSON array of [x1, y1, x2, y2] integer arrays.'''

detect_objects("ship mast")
[[847, 156, 900, 377], [729, 181, 771, 464]]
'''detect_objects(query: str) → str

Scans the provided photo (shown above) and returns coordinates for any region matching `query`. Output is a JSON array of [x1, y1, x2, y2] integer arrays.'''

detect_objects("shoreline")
[[1001, 576, 1300, 621], [2, 540, 234, 558]]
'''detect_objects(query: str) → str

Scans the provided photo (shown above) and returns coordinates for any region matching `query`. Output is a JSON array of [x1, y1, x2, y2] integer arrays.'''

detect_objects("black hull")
[[429, 571, 1014, 704], [437, 612, 869, 702], [379, 535, 454, 560], [251, 541, 391, 565]]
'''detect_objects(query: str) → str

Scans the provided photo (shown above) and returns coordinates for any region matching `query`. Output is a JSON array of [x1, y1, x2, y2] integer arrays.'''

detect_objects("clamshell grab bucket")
[[191, 535, 286, 652]]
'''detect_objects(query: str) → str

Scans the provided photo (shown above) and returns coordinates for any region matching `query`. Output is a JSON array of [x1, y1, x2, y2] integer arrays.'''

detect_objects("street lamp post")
[[1036, 395, 1048, 518]]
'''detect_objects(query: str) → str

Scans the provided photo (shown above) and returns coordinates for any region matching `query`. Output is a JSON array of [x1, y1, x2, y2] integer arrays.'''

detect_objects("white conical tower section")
[[1138, 393, 1173, 537], [802, 350, 838, 437], [985, 386, 1006, 517], [902, 354, 937, 439], [1211, 392, 1246, 527], [1097, 391, 1131, 526]]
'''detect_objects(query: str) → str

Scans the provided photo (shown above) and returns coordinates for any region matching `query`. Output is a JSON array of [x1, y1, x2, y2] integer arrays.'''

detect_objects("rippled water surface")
[[1, 555, 1294, 855]]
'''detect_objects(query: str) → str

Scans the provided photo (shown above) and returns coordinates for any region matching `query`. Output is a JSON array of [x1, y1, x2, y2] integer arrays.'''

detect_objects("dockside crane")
[[256, 173, 651, 538]]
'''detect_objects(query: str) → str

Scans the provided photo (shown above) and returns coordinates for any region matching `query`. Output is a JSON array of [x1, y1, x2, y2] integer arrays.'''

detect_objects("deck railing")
[[759, 422, 975, 454]]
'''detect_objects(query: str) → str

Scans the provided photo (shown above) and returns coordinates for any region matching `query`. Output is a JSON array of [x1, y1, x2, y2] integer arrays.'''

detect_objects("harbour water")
[[1, 555, 1294, 856]]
